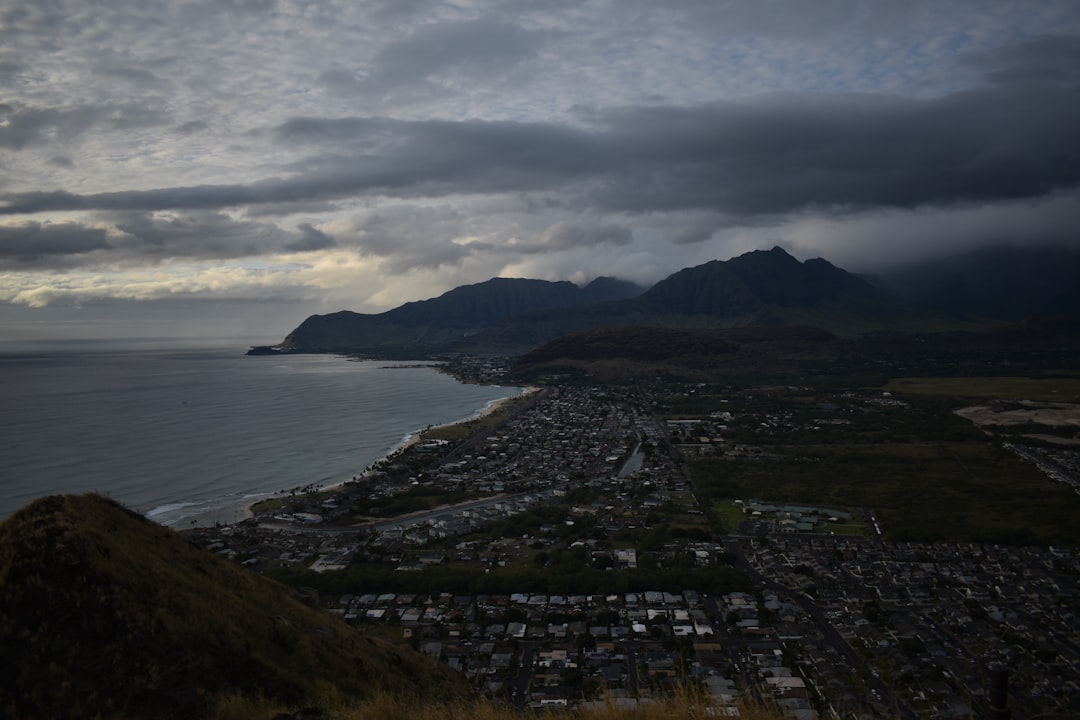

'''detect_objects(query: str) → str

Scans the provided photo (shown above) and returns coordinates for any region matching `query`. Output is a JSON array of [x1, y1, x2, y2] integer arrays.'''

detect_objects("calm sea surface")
[[0, 347, 518, 527]]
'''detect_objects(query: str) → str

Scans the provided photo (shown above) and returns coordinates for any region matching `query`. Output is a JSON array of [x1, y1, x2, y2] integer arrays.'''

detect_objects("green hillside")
[[0, 494, 467, 719]]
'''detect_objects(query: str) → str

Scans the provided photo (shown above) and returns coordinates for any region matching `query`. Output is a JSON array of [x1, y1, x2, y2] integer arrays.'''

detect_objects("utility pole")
[[986, 664, 1011, 720]]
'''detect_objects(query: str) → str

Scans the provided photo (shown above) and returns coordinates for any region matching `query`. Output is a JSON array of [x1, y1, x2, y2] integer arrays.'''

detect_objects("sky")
[[2, 0, 1079, 345]]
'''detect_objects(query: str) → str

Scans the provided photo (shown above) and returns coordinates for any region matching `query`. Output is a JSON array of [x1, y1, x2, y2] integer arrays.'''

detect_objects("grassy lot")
[[681, 379, 1080, 545], [713, 500, 750, 535], [827, 521, 868, 537], [712, 499, 866, 537], [690, 439, 1080, 545], [885, 376, 1080, 403]]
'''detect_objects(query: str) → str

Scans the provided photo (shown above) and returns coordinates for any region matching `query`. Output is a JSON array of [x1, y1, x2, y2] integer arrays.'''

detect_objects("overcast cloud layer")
[[2, 0, 1079, 342]]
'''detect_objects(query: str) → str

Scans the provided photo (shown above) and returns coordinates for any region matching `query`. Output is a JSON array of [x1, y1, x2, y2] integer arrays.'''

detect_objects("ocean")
[[0, 345, 519, 527]]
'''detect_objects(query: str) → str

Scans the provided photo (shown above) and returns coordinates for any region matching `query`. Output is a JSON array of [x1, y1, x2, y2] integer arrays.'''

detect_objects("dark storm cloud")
[[4, 35, 1079, 223], [975, 34, 1080, 89], [243, 201, 342, 218], [109, 211, 296, 260], [93, 63, 168, 90], [534, 223, 633, 252], [0, 222, 109, 258], [589, 83, 1080, 215], [284, 223, 337, 252], [0, 105, 101, 150], [275, 116, 611, 188], [174, 121, 209, 135], [1, 118, 611, 213], [0, 102, 170, 150], [669, 216, 724, 245], [0, 211, 325, 270], [47, 156, 75, 169]]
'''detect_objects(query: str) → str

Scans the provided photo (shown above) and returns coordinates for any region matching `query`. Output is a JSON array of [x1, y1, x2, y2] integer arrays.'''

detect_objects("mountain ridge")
[[271, 275, 646, 354], [252, 245, 1080, 357]]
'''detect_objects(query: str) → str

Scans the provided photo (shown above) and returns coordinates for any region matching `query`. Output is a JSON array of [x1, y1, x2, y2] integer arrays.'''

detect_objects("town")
[[190, 360, 1080, 719]]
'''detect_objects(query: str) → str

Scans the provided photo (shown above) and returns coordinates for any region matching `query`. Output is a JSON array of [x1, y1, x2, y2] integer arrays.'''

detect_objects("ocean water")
[[0, 346, 519, 527]]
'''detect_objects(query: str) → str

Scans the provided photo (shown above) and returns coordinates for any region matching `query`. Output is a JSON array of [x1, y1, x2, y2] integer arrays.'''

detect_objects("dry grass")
[[0, 494, 469, 720], [212, 687, 793, 720]]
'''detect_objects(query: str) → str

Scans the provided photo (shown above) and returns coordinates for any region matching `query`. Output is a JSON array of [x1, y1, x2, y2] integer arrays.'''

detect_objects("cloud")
[[7, 49, 1079, 223], [92, 63, 169, 90], [516, 222, 633, 253], [285, 223, 337, 252], [0, 101, 170, 150], [0, 222, 110, 262], [174, 121, 209, 135], [668, 215, 725, 245], [0, 261, 303, 308], [3, 4, 1080, 329], [0, 212, 339, 270], [973, 34, 1080, 89], [324, 206, 475, 273], [323, 18, 547, 99], [109, 211, 297, 260], [243, 201, 343, 218], [785, 190, 1080, 272], [0, 105, 102, 150]]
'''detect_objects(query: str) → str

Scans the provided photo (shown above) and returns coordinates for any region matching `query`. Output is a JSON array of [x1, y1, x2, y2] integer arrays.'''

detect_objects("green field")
[[712, 500, 868, 537], [691, 439, 1080, 545], [885, 376, 1080, 403]]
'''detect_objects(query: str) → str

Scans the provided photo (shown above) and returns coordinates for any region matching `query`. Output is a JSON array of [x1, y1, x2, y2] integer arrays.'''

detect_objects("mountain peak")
[[257, 245, 1063, 356]]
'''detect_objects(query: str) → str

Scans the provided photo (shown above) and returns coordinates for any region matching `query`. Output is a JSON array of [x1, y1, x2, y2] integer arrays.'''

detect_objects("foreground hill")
[[0, 494, 467, 720]]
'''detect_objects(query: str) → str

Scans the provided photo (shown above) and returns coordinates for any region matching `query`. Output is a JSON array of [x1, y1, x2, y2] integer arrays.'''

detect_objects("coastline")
[[243, 385, 538, 520], [394, 387, 538, 452], [1, 349, 527, 529]]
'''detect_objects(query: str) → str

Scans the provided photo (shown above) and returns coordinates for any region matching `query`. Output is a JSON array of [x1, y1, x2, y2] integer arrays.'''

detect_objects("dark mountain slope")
[[631, 258, 762, 317], [0, 494, 466, 720], [257, 246, 1013, 357], [472, 247, 926, 351], [268, 275, 645, 354], [871, 244, 1080, 321], [633, 246, 882, 315], [511, 324, 842, 382], [385, 277, 582, 328], [728, 247, 876, 306]]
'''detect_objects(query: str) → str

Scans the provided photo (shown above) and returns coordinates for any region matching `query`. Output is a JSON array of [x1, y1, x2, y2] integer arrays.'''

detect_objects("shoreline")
[[242, 384, 538, 521], [358, 386, 535, 469], [2, 349, 523, 529], [395, 387, 539, 451]]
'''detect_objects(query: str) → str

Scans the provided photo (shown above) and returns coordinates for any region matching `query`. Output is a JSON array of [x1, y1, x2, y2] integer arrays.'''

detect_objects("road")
[[708, 596, 764, 704], [511, 642, 537, 709], [257, 481, 573, 535], [724, 539, 916, 720]]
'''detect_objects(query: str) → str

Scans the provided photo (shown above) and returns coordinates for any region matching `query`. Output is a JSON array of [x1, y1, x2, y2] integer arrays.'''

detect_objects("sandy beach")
[[390, 386, 539, 453], [246, 385, 538, 519]]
